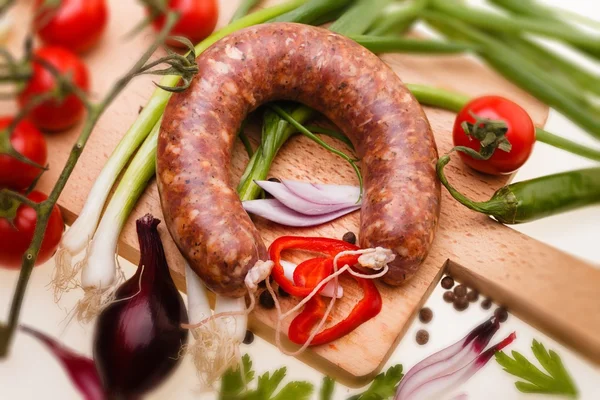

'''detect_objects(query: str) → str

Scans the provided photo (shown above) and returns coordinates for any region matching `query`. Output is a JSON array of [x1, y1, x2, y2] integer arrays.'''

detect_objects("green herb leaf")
[[251, 368, 287, 399], [495, 339, 578, 397], [272, 381, 314, 400], [220, 355, 313, 400], [348, 364, 404, 400], [220, 354, 255, 399], [320, 377, 336, 400]]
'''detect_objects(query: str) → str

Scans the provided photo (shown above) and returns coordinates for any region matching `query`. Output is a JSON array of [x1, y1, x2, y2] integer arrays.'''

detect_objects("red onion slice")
[[280, 259, 343, 298], [402, 333, 516, 400], [396, 319, 499, 399], [242, 199, 360, 227], [396, 317, 495, 395], [282, 179, 361, 205], [255, 180, 359, 215]]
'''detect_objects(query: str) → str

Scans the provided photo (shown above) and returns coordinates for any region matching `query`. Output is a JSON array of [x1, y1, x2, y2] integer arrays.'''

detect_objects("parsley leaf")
[[348, 364, 404, 400], [220, 355, 313, 400], [320, 377, 335, 400], [220, 354, 255, 399], [496, 339, 578, 398]]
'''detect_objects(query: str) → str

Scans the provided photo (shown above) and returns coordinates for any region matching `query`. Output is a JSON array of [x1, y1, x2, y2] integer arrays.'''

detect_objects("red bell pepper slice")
[[288, 257, 382, 346], [269, 236, 359, 297]]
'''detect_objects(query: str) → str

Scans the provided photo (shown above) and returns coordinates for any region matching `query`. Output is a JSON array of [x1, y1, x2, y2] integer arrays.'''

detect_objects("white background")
[[1, 1, 600, 399]]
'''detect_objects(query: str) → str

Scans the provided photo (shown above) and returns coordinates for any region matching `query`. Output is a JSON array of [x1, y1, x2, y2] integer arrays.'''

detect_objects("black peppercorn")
[[454, 296, 469, 311], [441, 276, 454, 289], [443, 291, 455, 303], [481, 298, 492, 310], [342, 231, 357, 244], [467, 290, 479, 303], [416, 329, 429, 345], [454, 284, 468, 298], [494, 307, 509, 322], [419, 307, 433, 324], [259, 290, 275, 309], [243, 330, 255, 345]]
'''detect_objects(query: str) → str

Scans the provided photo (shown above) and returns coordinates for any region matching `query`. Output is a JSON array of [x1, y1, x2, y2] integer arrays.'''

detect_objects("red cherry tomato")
[[33, 0, 109, 53], [0, 117, 48, 190], [0, 191, 64, 269], [453, 96, 536, 175], [17, 46, 90, 132], [152, 0, 219, 47]]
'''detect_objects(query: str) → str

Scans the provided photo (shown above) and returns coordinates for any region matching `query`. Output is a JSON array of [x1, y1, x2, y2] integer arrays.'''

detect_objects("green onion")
[[489, 0, 600, 32], [423, 11, 600, 139], [367, 0, 429, 36], [494, 34, 600, 97], [237, 0, 393, 201], [54, 0, 308, 295], [405, 83, 600, 162], [429, 0, 600, 58], [272, 0, 354, 24], [270, 104, 363, 195], [76, 121, 160, 321], [230, 0, 260, 23], [352, 35, 476, 54], [305, 125, 354, 149]]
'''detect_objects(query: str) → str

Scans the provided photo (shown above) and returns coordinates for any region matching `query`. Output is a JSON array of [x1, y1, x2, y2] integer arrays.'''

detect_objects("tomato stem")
[[0, 11, 186, 359]]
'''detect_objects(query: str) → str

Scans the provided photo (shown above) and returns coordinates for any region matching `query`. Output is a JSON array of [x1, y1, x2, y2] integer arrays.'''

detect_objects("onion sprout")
[[52, 0, 309, 300]]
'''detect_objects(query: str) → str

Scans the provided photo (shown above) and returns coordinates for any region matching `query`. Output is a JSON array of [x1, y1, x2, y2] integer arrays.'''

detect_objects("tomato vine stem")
[[0, 10, 191, 358]]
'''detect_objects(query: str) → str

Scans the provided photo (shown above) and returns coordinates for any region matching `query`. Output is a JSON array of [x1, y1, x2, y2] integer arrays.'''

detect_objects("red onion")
[[397, 317, 495, 395], [242, 198, 360, 227], [396, 318, 499, 399], [282, 179, 361, 205], [403, 333, 516, 400], [93, 214, 188, 399], [255, 180, 360, 215], [20, 326, 104, 400]]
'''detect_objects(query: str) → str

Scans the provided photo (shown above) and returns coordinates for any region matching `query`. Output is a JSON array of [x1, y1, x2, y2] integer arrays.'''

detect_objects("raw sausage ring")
[[157, 23, 440, 297]]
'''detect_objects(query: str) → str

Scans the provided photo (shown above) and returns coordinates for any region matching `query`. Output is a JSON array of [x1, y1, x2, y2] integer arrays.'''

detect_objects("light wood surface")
[[6, 0, 600, 385]]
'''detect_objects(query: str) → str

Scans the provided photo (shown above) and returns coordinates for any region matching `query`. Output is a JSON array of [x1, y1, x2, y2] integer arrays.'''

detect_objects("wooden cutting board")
[[6, 0, 600, 385]]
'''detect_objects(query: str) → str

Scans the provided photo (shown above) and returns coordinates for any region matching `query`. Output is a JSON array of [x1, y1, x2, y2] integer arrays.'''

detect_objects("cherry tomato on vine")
[[17, 46, 90, 132], [0, 191, 64, 269], [453, 96, 536, 175], [151, 0, 219, 47], [0, 117, 47, 190], [33, 0, 109, 53]]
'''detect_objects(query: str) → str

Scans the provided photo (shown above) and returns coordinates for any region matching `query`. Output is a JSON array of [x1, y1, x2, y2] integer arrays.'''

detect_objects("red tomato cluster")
[[2, 0, 220, 269]]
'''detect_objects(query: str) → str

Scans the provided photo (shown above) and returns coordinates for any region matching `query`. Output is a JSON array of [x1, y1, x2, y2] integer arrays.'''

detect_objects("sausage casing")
[[157, 23, 440, 296]]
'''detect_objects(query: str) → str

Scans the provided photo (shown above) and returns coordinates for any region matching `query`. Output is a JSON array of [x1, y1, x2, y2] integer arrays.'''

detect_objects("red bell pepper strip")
[[288, 257, 383, 346], [269, 236, 359, 297]]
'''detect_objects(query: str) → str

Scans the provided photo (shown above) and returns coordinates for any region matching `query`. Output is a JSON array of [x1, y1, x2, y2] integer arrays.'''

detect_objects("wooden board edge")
[[447, 260, 600, 366]]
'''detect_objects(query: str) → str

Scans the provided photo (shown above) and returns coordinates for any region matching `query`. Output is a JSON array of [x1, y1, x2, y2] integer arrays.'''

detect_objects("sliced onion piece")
[[242, 199, 360, 227], [256, 180, 359, 215], [396, 317, 495, 395], [402, 333, 516, 400], [280, 260, 343, 298], [396, 319, 499, 399], [282, 179, 361, 205]]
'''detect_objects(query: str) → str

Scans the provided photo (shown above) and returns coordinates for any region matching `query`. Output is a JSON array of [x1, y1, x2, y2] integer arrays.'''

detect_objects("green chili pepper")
[[437, 158, 600, 224]]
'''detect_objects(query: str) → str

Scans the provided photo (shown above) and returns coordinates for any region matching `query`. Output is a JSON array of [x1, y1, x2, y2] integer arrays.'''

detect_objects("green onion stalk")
[[489, 0, 600, 34], [493, 34, 600, 98], [237, 0, 394, 202], [52, 0, 309, 301], [429, 0, 600, 59], [367, 0, 430, 36], [422, 11, 600, 140]]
